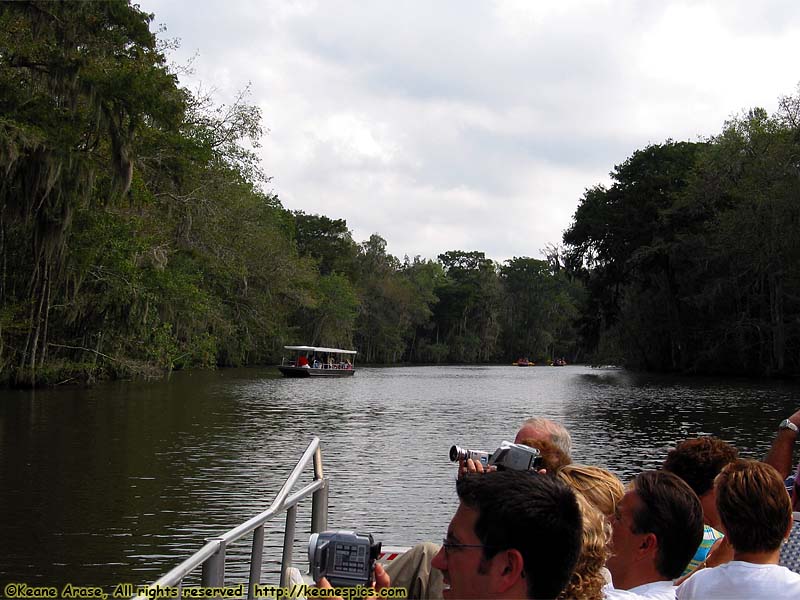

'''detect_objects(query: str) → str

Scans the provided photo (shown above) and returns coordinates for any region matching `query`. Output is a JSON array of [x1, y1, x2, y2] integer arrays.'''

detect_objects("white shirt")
[[677, 560, 800, 600], [604, 580, 676, 600]]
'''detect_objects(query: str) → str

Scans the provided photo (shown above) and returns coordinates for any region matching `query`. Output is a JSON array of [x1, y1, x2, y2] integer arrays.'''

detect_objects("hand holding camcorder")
[[450, 440, 543, 472], [309, 530, 381, 588]]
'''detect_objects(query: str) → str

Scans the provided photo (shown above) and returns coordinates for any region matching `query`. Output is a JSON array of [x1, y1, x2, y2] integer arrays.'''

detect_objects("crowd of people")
[[317, 412, 800, 599]]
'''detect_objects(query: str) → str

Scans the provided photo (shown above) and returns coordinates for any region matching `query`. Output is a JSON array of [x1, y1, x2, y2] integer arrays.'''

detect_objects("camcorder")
[[308, 530, 381, 588], [449, 440, 543, 471]]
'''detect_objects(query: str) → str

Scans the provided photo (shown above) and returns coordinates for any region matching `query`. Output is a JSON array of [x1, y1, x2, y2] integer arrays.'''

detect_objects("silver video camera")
[[308, 530, 381, 588], [449, 440, 543, 471]]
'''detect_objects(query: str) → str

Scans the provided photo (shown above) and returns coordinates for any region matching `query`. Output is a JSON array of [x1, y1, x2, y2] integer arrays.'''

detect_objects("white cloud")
[[141, 0, 800, 261]]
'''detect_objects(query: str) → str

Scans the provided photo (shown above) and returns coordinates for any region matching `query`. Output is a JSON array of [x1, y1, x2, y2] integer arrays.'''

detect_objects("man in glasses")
[[430, 470, 582, 599]]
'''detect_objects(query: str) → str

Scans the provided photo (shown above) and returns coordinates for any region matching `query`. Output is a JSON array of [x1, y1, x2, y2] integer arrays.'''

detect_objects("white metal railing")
[[132, 438, 329, 600]]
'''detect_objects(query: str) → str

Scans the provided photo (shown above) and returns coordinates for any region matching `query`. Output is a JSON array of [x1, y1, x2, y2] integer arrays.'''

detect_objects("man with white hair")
[[514, 417, 572, 456]]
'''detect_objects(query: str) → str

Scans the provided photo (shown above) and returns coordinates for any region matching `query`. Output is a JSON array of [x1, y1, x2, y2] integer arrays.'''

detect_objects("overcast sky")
[[139, 0, 800, 263]]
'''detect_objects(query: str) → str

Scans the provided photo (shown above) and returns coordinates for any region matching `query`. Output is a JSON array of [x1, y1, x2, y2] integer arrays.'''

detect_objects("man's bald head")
[[514, 418, 572, 457]]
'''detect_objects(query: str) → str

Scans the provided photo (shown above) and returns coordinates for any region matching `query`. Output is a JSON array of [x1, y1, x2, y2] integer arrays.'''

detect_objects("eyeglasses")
[[441, 538, 486, 556]]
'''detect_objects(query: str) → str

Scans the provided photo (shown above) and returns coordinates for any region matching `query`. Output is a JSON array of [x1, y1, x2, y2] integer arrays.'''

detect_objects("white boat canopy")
[[284, 345, 357, 355]]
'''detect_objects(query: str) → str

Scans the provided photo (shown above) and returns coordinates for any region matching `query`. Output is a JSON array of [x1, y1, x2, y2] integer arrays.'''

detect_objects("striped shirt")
[[680, 524, 724, 578]]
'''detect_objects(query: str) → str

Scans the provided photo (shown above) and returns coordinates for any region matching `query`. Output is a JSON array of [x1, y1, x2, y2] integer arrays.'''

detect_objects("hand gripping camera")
[[449, 440, 543, 471], [308, 530, 381, 588]]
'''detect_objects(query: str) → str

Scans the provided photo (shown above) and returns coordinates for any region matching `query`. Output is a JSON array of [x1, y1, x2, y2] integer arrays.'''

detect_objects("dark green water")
[[0, 366, 798, 592]]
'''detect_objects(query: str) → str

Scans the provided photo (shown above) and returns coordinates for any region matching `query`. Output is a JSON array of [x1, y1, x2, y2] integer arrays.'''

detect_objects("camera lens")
[[449, 445, 460, 462]]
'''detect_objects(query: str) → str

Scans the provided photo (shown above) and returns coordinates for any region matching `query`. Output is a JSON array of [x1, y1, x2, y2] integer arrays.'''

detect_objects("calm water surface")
[[1, 365, 798, 591]]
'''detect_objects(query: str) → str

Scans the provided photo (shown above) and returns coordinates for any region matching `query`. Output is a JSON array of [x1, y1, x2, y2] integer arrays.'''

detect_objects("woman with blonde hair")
[[558, 464, 625, 519], [557, 492, 611, 600], [555, 465, 623, 599]]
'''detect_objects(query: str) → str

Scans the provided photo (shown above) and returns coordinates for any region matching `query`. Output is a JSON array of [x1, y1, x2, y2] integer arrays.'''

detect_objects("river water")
[[1, 365, 798, 592]]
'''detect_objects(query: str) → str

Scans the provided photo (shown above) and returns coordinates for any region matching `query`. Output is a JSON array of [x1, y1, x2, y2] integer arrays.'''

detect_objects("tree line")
[[564, 100, 800, 376], [0, 1, 581, 386], [1, 1, 798, 385]]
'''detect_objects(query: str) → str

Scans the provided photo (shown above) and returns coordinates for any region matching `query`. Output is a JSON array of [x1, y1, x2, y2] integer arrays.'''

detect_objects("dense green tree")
[[400, 256, 444, 362], [675, 105, 800, 374], [0, 0, 183, 382], [563, 93, 800, 376], [499, 257, 581, 362], [292, 211, 359, 277], [564, 141, 704, 369], [304, 273, 359, 348], [433, 251, 502, 362], [353, 234, 408, 363], [0, 1, 323, 384]]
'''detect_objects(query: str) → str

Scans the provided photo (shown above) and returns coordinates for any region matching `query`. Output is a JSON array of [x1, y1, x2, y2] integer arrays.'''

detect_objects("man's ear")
[[494, 548, 526, 593], [639, 532, 658, 559]]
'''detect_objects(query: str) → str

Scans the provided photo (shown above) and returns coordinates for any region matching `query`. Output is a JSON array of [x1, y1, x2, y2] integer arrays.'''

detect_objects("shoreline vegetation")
[[2, 2, 800, 388]]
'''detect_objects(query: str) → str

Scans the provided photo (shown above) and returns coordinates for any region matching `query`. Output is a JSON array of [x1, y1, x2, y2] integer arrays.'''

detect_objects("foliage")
[[563, 94, 800, 375], [292, 211, 359, 277], [0, 0, 316, 384], [6, 0, 799, 384], [499, 257, 582, 362]]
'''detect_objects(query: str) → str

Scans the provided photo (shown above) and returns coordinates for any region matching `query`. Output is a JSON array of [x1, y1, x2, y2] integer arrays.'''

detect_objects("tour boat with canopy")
[[278, 345, 357, 377]]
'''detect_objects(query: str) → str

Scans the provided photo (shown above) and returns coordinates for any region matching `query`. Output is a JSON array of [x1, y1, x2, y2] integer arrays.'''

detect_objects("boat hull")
[[278, 366, 356, 378]]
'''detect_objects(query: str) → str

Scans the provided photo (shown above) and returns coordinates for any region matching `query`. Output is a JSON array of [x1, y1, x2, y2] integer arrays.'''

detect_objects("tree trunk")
[[769, 272, 785, 373], [39, 267, 52, 367]]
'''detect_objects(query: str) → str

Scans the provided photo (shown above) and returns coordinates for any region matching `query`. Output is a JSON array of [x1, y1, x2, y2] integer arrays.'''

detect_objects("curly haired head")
[[662, 437, 738, 497], [557, 493, 611, 600]]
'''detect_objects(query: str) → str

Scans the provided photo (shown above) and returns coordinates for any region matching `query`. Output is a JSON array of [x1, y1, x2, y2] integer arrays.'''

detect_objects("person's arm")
[[763, 408, 800, 479]]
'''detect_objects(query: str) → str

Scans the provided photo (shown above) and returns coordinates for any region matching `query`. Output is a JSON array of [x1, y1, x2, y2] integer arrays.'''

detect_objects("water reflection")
[[0, 366, 797, 590]]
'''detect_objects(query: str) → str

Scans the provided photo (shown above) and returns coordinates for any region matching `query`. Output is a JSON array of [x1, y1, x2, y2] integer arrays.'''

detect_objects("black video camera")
[[308, 530, 381, 588]]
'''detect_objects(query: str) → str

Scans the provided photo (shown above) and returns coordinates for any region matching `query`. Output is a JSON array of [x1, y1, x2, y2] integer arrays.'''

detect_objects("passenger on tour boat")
[[557, 492, 612, 600], [604, 470, 704, 600], [761, 408, 800, 574], [557, 464, 625, 521], [764, 407, 800, 502], [555, 465, 625, 599], [318, 471, 583, 599], [676, 459, 800, 599], [513, 437, 571, 475], [381, 410, 800, 600], [513, 417, 572, 456], [437, 471, 582, 599], [297, 355, 310, 368], [781, 466, 800, 574], [387, 417, 573, 598], [661, 437, 738, 578]]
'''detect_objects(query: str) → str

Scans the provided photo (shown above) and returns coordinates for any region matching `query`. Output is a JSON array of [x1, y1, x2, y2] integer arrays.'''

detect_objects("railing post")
[[311, 445, 328, 533], [247, 525, 265, 600], [311, 479, 328, 533], [201, 538, 226, 598], [279, 504, 298, 588]]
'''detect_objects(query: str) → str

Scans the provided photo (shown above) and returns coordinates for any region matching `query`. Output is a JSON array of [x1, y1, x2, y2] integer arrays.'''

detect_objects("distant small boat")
[[278, 345, 357, 377], [512, 358, 535, 367]]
